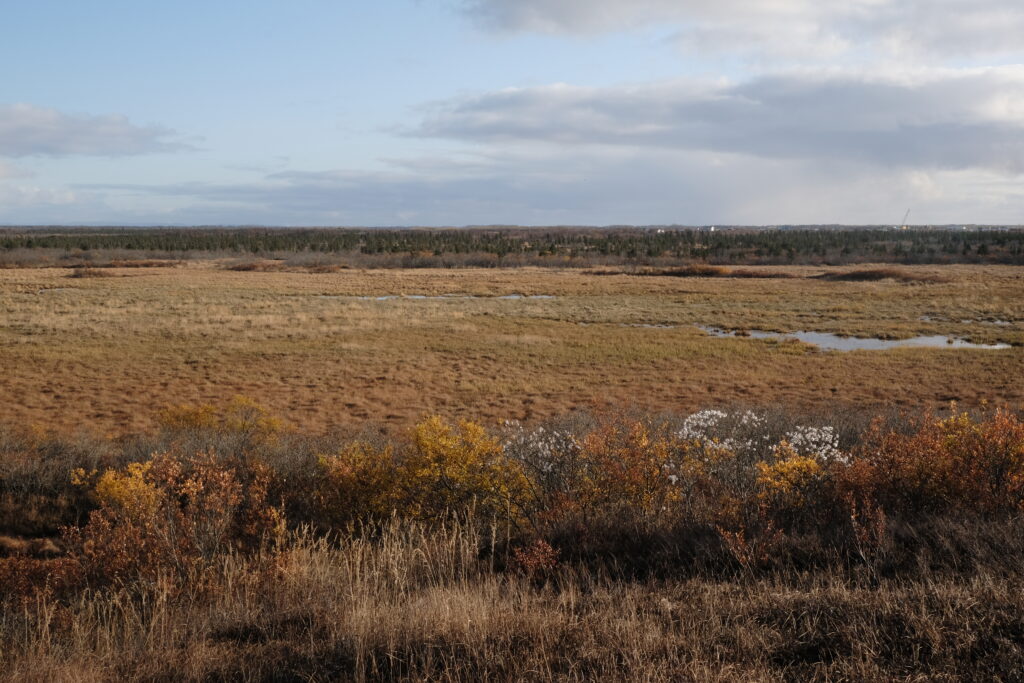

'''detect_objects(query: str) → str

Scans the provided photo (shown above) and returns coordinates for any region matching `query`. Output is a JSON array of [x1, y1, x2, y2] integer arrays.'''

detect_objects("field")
[[1, 261, 1022, 434], [4, 253, 1024, 681]]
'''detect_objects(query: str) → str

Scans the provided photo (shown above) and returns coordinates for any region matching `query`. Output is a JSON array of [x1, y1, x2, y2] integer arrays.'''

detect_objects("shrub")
[[315, 442, 400, 528], [841, 408, 1024, 516], [405, 416, 528, 521], [316, 417, 531, 528], [756, 444, 824, 510], [534, 419, 682, 529], [158, 396, 284, 449], [0, 554, 83, 603], [6, 403, 1024, 597], [65, 450, 285, 588]]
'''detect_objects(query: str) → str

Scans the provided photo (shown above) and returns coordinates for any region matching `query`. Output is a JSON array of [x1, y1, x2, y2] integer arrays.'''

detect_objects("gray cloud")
[[414, 68, 1024, 173], [0, 103, 188, 157], [460, 0, 1024, 60], [77, 162, 622, 225], [60, 144, 1024, 227]]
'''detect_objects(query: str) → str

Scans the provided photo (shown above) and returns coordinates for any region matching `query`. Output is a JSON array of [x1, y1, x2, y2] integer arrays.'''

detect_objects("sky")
[[2, 0, 1023, 226]]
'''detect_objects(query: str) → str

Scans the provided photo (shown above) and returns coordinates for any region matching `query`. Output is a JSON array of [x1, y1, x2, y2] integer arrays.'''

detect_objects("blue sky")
[[2, 0, 1023, 225]]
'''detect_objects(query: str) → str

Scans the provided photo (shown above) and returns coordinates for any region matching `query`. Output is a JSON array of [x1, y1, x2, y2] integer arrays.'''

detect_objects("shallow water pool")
[[698, 326, 1011, 351]]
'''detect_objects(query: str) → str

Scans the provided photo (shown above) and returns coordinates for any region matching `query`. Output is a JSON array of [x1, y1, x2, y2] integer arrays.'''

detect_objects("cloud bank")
[[460, 0, 1024, 61], [415, 67, 1024, 173], [0, 104, 187, 157]]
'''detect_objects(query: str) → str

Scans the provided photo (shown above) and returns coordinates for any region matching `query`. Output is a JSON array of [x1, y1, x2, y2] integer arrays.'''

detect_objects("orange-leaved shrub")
[[0, 554, 83, 604], [65, 450, 284, 588], [573, 420, 682, 522], [526, 419, 742, 530], [839, 408, 1024, 516]]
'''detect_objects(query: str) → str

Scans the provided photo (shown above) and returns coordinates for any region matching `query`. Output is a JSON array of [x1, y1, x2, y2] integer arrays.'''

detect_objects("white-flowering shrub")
[[501, 421, 579, 474], [675, 409, 774, 454], [676, 410, 728, 442], [777, 425, 847, 464]]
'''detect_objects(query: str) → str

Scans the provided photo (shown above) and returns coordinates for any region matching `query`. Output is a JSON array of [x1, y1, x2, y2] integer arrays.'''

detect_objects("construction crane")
[[899, 209, 910, 230]]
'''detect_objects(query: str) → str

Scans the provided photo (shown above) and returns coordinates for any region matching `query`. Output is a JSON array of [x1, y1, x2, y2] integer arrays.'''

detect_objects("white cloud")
[[0, 103, 188, 158], [460, 0, 1024, 62], [413, 67, 1024, 173]]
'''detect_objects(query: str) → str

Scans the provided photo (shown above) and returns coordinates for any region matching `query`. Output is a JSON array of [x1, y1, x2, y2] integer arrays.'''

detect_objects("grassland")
[[3, 256, 1024, 680], [1, 261, 1022, 434]]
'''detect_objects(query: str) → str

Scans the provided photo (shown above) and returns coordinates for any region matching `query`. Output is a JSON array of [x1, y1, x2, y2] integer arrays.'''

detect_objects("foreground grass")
[[5, 523, 1024, 682]]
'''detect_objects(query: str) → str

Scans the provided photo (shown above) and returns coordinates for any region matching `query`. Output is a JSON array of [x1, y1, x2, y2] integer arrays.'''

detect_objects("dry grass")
[[0, 535, 60, 557], [3, 521, 1023, 682], [0, 261, 1021, 434]]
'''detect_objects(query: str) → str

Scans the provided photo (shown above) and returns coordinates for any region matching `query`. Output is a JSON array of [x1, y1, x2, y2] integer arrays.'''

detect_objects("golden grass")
[[4, 522, 1024, 681], [0, 261, 1021, 434]]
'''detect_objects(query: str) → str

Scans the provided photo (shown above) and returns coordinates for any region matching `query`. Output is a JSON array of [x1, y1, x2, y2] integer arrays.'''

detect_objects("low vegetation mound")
[[643, 264, 799, 278], [67, 267, 114, 278], [817, 267, 948, 283]]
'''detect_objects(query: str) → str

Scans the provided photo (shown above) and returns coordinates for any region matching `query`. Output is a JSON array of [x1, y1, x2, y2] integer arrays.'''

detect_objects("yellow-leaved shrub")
[[315, 416, 531, 527], [158, 396, 284, 443], [316, 442, 400, 527], [405, 416, 529, 522], [756, 442, 823, 509]]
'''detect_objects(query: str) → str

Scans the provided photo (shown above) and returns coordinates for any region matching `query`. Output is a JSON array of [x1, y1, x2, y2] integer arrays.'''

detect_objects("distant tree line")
[[2, 226, 1023, 265]]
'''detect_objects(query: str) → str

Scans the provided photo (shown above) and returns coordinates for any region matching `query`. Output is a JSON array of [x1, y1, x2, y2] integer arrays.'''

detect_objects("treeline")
[[3, 226, 1024, 265]]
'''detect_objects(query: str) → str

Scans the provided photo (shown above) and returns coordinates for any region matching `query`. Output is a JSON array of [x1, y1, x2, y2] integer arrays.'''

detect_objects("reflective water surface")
[[698, 326, 1011, 351]]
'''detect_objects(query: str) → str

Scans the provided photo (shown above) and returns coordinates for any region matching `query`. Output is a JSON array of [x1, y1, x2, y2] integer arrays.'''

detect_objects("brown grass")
[[0, 535, 60, 558], [0, 262, 1020, 435], [2, 521, 1023, 681]]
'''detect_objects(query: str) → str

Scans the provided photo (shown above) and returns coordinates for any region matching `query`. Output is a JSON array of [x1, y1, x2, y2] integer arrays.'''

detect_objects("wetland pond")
[[698, 326, 1012, 351]]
